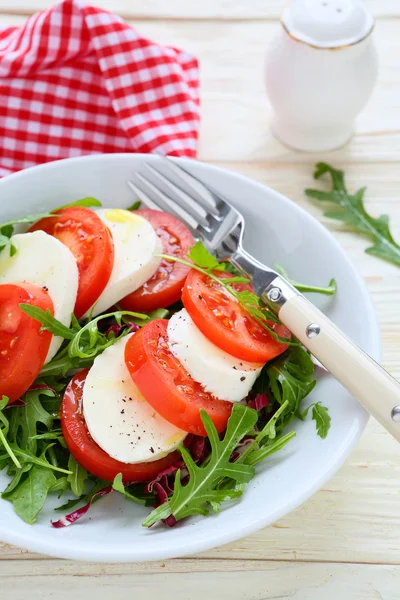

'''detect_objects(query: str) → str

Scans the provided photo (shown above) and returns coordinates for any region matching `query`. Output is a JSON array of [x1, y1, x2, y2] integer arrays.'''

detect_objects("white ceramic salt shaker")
[[265, 0, 378, 151]]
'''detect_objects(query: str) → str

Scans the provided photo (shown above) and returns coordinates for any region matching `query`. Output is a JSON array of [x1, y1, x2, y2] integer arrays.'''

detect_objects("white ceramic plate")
[[0, 154, 380, 562]]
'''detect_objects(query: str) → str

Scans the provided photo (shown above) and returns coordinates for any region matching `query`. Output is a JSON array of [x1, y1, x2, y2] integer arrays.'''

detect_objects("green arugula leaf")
[[0, 445, 71, 475], [19, 306, 148, 370], [122, 307, 168, 326], [13, 389, 55, 454], [49, 477, 70, 496], [143, 404, 257, 526], [54, 478, 109, 512], [243, 431, 296, 466], [0, 398, 21, 469], [305, 163, 400, 267], [112, 473, 148, 506], [19, 305, 77, 339], [126, 200, 141, 211], [67, 310, 147, 359], [55, 197, 102, 210], [232, 402, 294, 467], [0, 212, 53, 230], [0, 225, 17, 257], [267, 346, 317, 431], [1, 464, 32, 498], [188, 240, 222, 270], [67, 455, 88, 497], [274, 264, 337, 296], [5, 465, 56, 524], [301, 402, 331, 439]]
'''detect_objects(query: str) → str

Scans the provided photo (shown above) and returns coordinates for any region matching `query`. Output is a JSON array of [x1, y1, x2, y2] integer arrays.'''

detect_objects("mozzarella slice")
[[0, 231, 78, 363], [168, 309, 263, 403], [86, 209, 162, 317], [82, 334, 186, 464]]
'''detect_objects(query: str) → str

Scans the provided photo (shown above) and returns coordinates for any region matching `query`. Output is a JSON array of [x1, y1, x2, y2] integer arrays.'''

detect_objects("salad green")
[[306, 162, 400, 267]]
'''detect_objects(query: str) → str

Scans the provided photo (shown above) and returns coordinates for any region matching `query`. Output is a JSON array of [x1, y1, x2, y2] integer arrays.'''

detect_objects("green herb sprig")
[[0, 197, 102, 256], [306, 163, 400, 267], [19, 306, 148, 376]]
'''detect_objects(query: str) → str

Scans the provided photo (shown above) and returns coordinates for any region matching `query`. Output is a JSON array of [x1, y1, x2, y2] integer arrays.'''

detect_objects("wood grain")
[[0, 0, 397, 20], [0, 558, 399, 600]]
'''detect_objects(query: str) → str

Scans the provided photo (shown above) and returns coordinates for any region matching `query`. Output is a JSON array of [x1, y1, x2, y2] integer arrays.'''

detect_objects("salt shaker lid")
[[281, 0, 374, 49]]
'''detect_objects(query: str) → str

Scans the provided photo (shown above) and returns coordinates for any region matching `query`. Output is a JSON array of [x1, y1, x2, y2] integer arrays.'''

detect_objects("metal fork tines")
[[127, 157, 245, 259]]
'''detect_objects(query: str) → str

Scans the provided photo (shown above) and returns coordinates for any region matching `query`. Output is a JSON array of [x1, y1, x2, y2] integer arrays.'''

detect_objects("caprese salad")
[[0, 198, 333, 527]]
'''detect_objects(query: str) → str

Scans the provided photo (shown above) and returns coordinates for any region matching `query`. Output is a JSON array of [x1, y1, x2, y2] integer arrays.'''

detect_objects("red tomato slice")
[[124, 319, 232, 436], [0, 283, 54, 403], [61, 370, 180, 483], [29, 207, 114, 319], [119, 209, 194, 312], [182, 270, 290, 363]]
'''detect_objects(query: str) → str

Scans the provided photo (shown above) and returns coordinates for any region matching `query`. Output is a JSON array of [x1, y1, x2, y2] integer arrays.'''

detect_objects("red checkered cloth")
[[0, 0, 200, 177]]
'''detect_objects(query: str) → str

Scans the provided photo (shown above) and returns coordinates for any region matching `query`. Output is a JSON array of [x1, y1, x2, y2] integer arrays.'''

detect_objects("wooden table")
[[1, 1, 400, 598]]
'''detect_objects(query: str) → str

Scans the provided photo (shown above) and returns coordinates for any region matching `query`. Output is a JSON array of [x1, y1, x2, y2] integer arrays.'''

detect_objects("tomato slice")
[[29, 207, 114, 319], [124, 319, 232, 436], [0, 283, 54, 403], [61, 370, 180, 483], [119, 209, 194, 312], [182, 270, 290, 363]]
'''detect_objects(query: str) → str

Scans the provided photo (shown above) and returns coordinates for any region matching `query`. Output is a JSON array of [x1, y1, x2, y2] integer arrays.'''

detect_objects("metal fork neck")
[[230, 248, 299, 315]]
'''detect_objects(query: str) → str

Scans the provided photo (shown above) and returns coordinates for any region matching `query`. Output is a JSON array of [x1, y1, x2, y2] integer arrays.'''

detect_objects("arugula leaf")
[[19, 305, 77, 339], [67, 455, 88, 497], [0, 398, 21, 468], [305, 163, 400, 267], [55, 197, 102, 210], [301, 402, 331, 439], [5, 465, 56, 524], [0, 230, 16, 257], [274, 264, 337, 296], [112, 473, 148, 506], [267, 346, 317, 430], [0, 445, 71, 475], [49, 477, 70, 496], [188, 240, 222, 270], [231, 402, 296, 468], [54, 479, 109, 512], [68, 310, 147, 359], [19, 306, 148, 369], [127, 200, 141, 211], [0, 212, 53, 230], [1, 464, 32, 498], [13, 389, 55, 454], [143, 404, 257, 526], [122, 307, 169, 326]]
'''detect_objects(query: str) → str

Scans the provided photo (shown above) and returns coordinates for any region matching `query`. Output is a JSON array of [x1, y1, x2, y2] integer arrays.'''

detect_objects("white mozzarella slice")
[[82, 334, 186, 464], [168, 309, 263, 403], [0, 231, 79, 363], [86, 209, 162, 317]]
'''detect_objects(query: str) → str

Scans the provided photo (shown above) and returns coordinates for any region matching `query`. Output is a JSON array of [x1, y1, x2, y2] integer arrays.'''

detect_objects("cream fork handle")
[[278, 294, 400, 441]]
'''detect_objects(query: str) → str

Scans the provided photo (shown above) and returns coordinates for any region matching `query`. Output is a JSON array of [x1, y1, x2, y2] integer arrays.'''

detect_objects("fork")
[[128, 156, 400, 442]]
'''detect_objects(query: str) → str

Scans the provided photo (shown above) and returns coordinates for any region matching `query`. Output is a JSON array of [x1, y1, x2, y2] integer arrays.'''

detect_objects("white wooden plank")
[[0, 17, 399, 164], [0, 0, 396, 20], [0, 559, 398, 600]]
